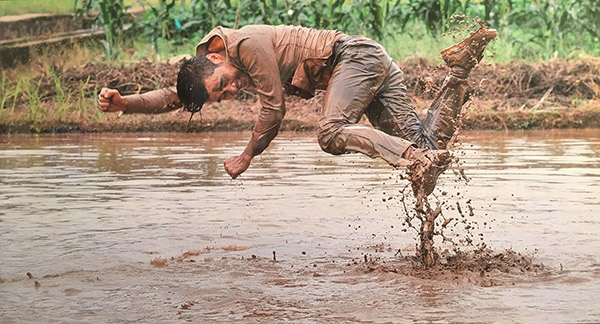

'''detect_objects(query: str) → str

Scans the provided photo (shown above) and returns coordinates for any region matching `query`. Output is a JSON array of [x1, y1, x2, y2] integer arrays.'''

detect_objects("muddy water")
[[0, 129, 599, 323]]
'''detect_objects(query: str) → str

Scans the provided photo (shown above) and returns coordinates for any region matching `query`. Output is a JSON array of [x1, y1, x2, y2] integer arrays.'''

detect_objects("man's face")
[[203, 61, 250, 103]]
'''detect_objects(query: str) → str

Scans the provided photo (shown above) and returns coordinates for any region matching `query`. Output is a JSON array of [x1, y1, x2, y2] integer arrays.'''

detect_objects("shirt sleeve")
[[237, 39, 286, 157], [123, 86, 181, 114]]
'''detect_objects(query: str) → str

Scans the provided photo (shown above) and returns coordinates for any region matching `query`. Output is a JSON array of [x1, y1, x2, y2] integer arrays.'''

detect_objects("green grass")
[[0, 0, 73, 16], [0, 71, 7, 111], [0, 63, 102, 132], [0, 0, 161, 16], [130, 20, 526, 64], [382, 23, 454, 63], [130, 34, 201, 61], [382, 22, 598, 63]]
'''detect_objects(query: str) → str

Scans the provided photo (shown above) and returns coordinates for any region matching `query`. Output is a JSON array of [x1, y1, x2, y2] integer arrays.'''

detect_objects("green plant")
[[48, 67, 71, 118], [10, 79, 26, 112], [0, 72, 7, 111], [137, 0, 177, 51], [568, 0, 600, 47], [76, 0, 600, 61], [305, 0, 346, 30], [78, 80, 91, 118], [24, 80, 46, 126], [75, 0, 130, 58]]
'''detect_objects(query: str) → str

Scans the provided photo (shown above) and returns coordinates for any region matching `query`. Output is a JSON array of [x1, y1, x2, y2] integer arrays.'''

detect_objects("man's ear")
[[206, 52, 224, 64], [207, 36, 225, 53]]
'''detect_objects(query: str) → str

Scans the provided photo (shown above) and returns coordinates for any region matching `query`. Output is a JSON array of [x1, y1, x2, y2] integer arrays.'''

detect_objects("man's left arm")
[[224, 39, 285, 179]]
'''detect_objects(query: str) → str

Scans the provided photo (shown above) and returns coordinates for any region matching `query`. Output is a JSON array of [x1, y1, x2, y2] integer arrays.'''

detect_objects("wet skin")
[[203, 53, 251, 104], [204, 53, 254, 179], [97, 53, 253, 179]]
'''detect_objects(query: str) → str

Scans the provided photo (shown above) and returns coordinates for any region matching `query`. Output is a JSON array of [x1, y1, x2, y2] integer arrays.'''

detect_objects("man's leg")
[[362, 28, 497, 195], [408, 27, 498, 196], [317, 37, 416, 167], [363, 62, 451, 196], [421, 76, 470, 149], [363, 63, 434, 149], [424, 27, 498, 149]]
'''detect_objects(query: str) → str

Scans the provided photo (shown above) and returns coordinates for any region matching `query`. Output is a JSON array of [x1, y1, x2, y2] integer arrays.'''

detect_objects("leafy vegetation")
[[74, 0, 133, 58], [0, 0, 151, 16], [3, 0, 598, 61], [122, 0, 600, 61]]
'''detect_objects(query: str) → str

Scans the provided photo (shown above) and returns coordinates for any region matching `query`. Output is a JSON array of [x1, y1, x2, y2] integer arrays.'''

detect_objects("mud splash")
[[352, 248, 550, 288], [403, 169, 480, 269], [402, 17, 495, 268], [403, 17, 475, 268], [403, 137, 498, 269], [403, 142, 549, 276]]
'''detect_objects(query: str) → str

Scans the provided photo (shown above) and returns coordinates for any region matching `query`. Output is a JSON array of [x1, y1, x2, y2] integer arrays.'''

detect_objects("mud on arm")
[[122, 86, 182, 114], [238, 40, 286, 157]]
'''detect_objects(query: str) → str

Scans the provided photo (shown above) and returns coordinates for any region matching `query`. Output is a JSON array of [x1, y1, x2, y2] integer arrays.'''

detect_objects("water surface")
[[1, 130, 599, 323]]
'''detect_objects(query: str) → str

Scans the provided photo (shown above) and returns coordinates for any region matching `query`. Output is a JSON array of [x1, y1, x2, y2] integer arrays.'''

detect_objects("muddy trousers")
[[317, 36, 469, 166]]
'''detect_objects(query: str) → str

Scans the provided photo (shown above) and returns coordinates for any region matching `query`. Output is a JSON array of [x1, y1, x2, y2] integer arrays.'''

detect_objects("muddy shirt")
[[124, 25, 343, 157], [196, 25, 344, 157], [124, 86, 180, 114]]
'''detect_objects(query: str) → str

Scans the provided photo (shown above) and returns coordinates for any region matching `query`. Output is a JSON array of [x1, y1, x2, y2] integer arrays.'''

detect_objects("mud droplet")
[[180, 301, 194, 309], [150, 257, 168, 267]]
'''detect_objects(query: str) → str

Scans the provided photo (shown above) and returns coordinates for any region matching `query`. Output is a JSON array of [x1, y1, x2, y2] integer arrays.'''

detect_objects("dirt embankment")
[[2, 57, 599, 133]]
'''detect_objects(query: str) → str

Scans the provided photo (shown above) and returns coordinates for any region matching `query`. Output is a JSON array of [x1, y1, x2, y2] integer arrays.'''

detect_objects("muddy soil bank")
[[2, 58, 599, 133]]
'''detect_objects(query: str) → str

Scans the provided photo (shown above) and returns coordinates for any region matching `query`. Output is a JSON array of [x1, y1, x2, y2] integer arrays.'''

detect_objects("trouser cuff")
[[450, 66, 470, 79]]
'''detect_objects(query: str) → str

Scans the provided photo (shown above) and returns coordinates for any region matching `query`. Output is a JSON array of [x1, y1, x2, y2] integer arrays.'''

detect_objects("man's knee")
[[317, 124, 345, 155]]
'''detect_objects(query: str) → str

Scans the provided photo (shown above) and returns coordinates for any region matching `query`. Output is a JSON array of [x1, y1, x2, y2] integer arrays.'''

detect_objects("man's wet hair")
[[177, 55, 220, 113]]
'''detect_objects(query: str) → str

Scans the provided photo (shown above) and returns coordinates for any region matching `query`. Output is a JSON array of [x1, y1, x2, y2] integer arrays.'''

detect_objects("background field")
[[1, 0, 599, 132]]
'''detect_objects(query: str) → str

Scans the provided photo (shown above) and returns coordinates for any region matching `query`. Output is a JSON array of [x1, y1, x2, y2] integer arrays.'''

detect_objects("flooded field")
[[1, 129, 599, 323]]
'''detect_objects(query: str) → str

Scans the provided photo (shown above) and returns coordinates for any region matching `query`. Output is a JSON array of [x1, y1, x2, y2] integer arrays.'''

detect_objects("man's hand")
[[224, 153, 253, 179], [98, 88, 127, 112]]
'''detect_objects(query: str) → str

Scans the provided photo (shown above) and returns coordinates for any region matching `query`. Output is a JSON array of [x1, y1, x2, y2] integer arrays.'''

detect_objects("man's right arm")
[[98, 86, 181, 114]]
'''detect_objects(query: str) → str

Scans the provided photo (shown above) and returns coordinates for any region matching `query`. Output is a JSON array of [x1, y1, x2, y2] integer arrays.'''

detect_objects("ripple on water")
[[0, 130, 599, 323]]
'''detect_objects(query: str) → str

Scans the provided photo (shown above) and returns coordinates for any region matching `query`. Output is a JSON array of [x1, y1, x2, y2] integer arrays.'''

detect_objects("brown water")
[[1, 129, 599, 323]]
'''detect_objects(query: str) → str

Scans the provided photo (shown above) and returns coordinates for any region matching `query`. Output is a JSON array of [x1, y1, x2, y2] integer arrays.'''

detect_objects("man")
[[98, 25, 496, 196]]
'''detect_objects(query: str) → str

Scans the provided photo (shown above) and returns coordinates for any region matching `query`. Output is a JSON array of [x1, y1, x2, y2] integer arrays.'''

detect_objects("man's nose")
[[225, 81, 237, 93]]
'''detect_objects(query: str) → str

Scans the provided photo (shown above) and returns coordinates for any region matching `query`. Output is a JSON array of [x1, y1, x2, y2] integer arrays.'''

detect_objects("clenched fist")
[[224, 153, 253, 179], [98, 88, 127, 112]]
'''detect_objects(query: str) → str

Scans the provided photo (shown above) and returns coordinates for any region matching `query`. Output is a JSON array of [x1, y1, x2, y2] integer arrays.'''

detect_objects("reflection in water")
[[0, 130, 599, 323]]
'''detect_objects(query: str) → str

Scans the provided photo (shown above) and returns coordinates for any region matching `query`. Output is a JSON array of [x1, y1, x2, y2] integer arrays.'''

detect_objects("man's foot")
[[406, 148, 452, 197], [441, 27, 498, 74]]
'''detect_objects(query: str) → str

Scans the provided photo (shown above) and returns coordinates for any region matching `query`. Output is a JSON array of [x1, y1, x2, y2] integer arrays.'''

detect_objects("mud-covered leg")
[[418, 200, 442, 268], [422, 75, 470, 149], [424, 27, 498, 149], [364, 70, 432, 149], [317, 39, 416, 167]]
